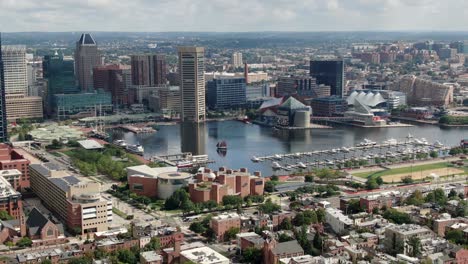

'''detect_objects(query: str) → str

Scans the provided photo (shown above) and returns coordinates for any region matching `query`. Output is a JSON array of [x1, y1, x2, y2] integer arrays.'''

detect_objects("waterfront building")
[[2, 45, 43, 121], [207, 77, 246, 110], [390, 75, 453, 107], [276, 96, 311, 128], [310, 59, 345, 97], [74, 33, 101, 91], [148, 85, 181, 115], [42, 53, 78, 115], [189, 167, 264, 204], [276, 76, 331, 98], [310, 96, 348, 116], [0, 33, 7, 142], [93, 65, 130, 106], [246, 83, 269, 99], [178, 47, 206, 123], [128, 85, 159, 105], [126, 165, 192, 199], [54, 90, 112, 119], [131, 54, 167, 86], [29, 162, 112, 235], [231, 52, 243, 68]]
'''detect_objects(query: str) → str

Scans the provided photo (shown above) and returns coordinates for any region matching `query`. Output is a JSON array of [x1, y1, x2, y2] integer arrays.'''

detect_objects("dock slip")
[[118, 125, 156, 134]]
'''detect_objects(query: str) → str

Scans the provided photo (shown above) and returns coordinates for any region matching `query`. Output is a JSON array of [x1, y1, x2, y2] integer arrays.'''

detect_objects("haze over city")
[[2, 0, 468, 32]]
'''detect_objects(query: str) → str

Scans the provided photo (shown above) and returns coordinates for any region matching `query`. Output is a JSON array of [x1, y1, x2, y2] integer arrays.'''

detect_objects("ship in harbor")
[[126, 144, 144, 155], [216, 141, 227, 150]]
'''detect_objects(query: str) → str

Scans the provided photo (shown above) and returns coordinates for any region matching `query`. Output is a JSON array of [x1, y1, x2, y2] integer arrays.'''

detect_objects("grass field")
[[381, 167, 464, 183], [352, 162, 465, 179]]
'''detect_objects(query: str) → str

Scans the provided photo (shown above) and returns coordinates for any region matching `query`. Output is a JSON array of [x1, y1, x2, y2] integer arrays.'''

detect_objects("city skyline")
[[1, 0, 468, 32]]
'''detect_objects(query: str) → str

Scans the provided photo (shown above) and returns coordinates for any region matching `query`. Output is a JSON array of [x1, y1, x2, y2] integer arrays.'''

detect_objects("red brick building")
[[360, 195, 393, 213], [210, 213, 241, 241], [262, 238, 304, 264], [189, 167, 264, 204], [0, 143, 31, 191]]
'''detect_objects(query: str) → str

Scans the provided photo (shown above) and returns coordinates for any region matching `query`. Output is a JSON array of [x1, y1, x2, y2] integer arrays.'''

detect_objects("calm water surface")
[[110, 121, 468, 176]]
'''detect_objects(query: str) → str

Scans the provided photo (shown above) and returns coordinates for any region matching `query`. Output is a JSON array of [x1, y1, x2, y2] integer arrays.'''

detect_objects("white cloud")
[[0, 0, 466, 31]]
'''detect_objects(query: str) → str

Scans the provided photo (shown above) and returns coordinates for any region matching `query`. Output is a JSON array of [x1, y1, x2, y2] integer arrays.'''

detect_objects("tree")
[[203, 200, 218, 211], [446, 230, 466, 245], [366, 177, 379, 190], [181, 200, 195, 215], [164, 188, 190, 210], [425, 188, 447, 206], [382, 209, 412, 224], [429, 151, 438, 158], [313, 233, 323, 252], [41, 260, 52, 264], [401, 176, 414, 184], [264, 181, 276, 192], [68, 257, 92, 264], [278, 218, 293, 230], [305, 175, 314, 182], [270, 175, 279, 181], [144, 237, 161, 251], [189, 221, 205, 234], [278, 233, 294, 242], [405, 190, 425, 206], [376, 176, 384, 185], [258, 198, 280, 214], [117, 249, 137, 264], [347, 199, 364, 214], [0, 210, 13, 220], [16, 237, 32, 248], [407, 236, 421, 257], [242, 247, 262, 263], [454, 201, 468, 217], [316, 208, 326, 223], [448, 189, 458, 199], [222, 195, 243, 206], [224, 227, 240, 241]]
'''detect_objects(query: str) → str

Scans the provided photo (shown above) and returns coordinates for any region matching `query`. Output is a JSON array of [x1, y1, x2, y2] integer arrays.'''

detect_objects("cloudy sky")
[[1, 0, 467, 32]]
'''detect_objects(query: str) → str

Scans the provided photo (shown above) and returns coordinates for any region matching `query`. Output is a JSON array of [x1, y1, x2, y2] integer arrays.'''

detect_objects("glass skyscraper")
[[310, 59, 345, 98], [207, 77, 246, 110], [43, 53, 78, 115]]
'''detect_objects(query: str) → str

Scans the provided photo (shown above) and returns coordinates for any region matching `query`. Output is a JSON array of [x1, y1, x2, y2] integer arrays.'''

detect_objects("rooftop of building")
[[140, 251, 162, 262], [212, 212, 240, 221], [78, 139, 104, 150], [127, 165, 178, 178], [158, 171, 192, 180], [77, 33, 96, 45], [280, 255, 315, 264], [180, 246, 229, 264], [326, 208, 353, 225], [0, 174, 19, 198], [387, 224, 431, 235], [272, 240, 304, 256], [0, 169, 21, 177]]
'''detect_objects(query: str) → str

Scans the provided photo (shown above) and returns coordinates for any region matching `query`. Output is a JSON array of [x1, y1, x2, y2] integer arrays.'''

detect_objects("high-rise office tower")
[[43, 52, 78, 115], [231, 52, 243, 68], [310, 59, 345, 98], [0, 33, 8, 142], [74, 33, 101, 91], [130, 54, 167, 86], [178, 47, 206, 123], [2, 44, 43, 121]]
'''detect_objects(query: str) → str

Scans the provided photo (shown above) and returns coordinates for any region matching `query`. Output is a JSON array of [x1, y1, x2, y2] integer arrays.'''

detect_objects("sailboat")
[[216, 141, 227, 150]]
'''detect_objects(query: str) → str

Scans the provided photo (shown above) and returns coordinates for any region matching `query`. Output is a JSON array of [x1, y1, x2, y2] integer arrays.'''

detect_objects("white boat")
[[383, 138, 398, 145], [177, 160, 193, 168], [113, 139, 127, 148], [126, 144, 144, 155], [274, 154, 282, 160], [272, 162, 282, 170], [358, 138, 377, 147], [433, 141, 444, 148], [341, 147, 350, 153], [297, 162, 307, 169], [251, 156, 260, 162]]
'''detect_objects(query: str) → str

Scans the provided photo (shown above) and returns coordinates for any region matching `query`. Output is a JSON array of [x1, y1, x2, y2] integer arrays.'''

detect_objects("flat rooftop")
[[180, 246, 229, 264]]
